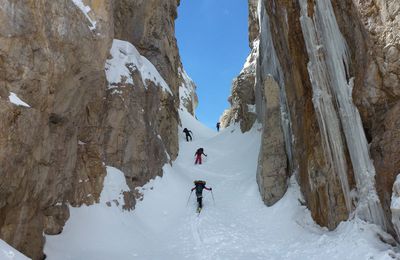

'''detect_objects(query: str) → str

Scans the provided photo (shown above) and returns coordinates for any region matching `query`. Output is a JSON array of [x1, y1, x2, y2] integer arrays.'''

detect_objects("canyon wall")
[[0, 0, 193, 259], [225, 0, 400, 235]]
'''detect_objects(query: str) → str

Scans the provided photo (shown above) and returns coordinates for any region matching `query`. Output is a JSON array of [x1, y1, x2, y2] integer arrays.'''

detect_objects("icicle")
[[299, 0, 352, 213], [299, 0, 387, 229]]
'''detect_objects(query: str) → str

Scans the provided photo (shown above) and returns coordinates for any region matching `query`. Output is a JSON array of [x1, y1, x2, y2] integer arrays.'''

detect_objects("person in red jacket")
[[191, 180, 212, 211], [194, 148, 207, 165]]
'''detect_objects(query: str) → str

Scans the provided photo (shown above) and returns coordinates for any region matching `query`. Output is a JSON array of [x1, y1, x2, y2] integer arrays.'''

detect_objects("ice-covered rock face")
[[299, 0, 386, 229], [343, 0, 400, 236], [240, 0, 399, 234], [0, 0, 186, 258]]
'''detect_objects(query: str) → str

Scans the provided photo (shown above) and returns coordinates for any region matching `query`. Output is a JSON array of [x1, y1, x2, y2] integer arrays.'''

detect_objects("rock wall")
[[256, 76, 288, 205], [0, 0, 191, 259], [226, 0, 399, 233], [220, 50, 257, 132], [339, 0, 400, 236], [220, 0, 258, 132], [114, 0, 182, 95], [179, 67, 198, 114]]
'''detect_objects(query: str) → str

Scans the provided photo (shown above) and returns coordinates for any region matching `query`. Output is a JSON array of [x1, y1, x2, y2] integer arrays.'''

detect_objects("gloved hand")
[[210, 188, 212, 190]]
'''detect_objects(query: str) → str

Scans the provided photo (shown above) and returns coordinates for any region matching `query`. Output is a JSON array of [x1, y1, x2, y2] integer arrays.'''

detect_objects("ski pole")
[[211, 190, 215, 205], [186, 190, 193, 206]]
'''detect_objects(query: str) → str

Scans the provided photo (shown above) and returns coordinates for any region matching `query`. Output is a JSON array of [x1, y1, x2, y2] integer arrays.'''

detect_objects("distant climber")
[[216, 122, 221, 132], [191, 180, 212, 212], [183, 128, 193, 142], [194, 148, 207, 165]]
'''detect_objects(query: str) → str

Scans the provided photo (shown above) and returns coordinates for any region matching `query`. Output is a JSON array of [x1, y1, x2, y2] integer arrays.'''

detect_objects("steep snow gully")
[[42, 108, 398, 259]]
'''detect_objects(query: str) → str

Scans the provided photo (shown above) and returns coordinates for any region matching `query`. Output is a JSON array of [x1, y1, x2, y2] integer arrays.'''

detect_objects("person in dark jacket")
[[183, 128, 193, 142], [191, 180, 212, 211], [216, 122, 220, 132], [194, 148, 207, 165]]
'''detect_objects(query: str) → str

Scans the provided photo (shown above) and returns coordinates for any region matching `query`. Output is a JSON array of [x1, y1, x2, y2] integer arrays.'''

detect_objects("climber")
[[194, 148, 207, 165], [216, 122, 221, 132], [191, 180, 212, 211], [183, 127, 193, 142]]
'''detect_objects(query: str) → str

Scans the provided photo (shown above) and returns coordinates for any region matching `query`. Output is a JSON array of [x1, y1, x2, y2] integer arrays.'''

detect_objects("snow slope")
[[45, 109, 396, 259], [0, 240, 30, 260]]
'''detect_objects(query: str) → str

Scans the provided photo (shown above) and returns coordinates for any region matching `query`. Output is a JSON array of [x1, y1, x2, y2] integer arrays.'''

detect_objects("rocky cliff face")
[[226, 0, 399, 235], [220, 0, 258, 132], [220, 49, 257, 132], [0, 1, 192, 259]]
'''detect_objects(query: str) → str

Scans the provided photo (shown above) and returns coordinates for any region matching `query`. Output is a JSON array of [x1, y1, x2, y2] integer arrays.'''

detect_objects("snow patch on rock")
[[100, 166, 130, 206], [105, 39, 172, 95], [241, 39, 259, 74], [71, 0, 97, 31], [8, 92, 30, 108], [178, 67, 197, 113]]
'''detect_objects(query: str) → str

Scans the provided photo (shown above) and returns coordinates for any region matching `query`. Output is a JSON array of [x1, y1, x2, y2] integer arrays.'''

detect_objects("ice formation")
[[299, 0, 386, 229]]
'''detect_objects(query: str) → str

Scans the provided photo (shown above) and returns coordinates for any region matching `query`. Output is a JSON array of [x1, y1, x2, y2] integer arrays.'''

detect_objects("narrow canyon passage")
[[1, 1, 399, 259], [44, 109, 393, 260]]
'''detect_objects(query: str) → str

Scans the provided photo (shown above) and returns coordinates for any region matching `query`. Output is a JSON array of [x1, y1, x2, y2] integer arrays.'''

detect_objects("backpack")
[[196, 148, 204, 154], [194, 180, 206, 185], [194, 180, 206, 194]]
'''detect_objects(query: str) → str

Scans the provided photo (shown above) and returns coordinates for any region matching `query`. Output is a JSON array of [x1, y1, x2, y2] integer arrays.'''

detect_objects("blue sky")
[[176, 0, 249, 129]]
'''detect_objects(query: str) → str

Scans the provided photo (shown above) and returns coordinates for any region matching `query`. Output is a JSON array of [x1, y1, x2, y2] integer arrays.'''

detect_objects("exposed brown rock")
[[223, 0, 398, 229], [221, 0, 258, 132], [255, 0, 350, 228], [248, 0, 260, 45], [0, 1, 113, 258], [0, 0, 188, 258], [220, 65, 257, 132], [43, 204, 69, 235], [179, 68, 198, 115], [256, 76, 288, 205], [114, 0, 182, 96], [102, 76, 176, 190]]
